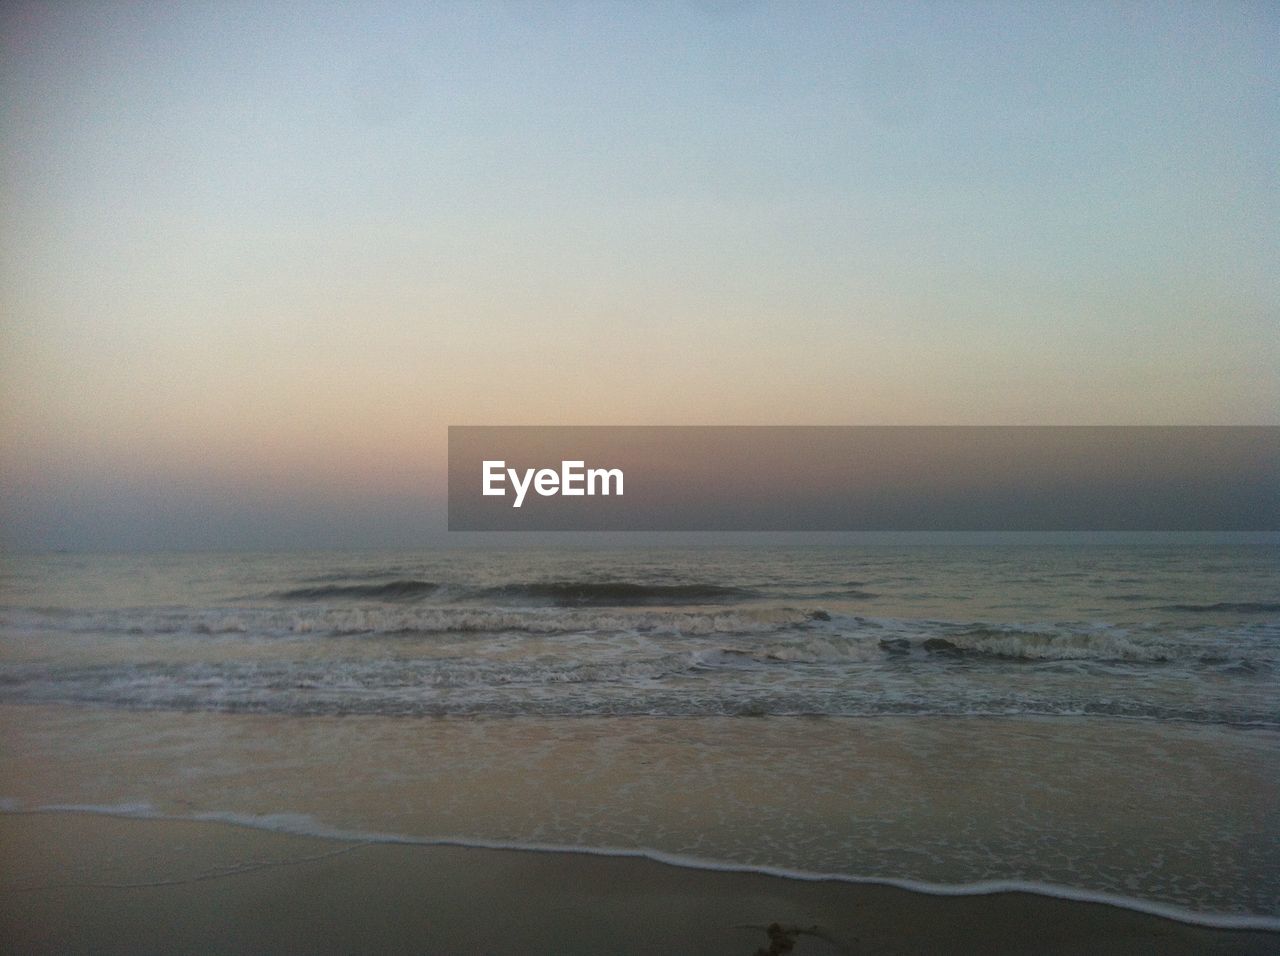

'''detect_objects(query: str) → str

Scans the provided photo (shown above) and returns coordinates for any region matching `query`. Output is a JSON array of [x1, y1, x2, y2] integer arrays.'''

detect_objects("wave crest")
[[474, 582, 759, 606], [1159, 602, 1280, 614], [277, 581, 439, 601]]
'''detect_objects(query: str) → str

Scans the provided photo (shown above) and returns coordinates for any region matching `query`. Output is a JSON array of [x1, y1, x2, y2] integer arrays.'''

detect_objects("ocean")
[[1, 544, 1277, 925]]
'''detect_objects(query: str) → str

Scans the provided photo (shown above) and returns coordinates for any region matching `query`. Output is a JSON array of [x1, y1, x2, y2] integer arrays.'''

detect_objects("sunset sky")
[[2, 1, 1276, 548]]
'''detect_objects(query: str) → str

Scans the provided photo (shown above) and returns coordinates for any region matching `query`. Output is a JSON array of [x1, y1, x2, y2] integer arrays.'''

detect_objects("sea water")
[[1, 545, 1276, 924]]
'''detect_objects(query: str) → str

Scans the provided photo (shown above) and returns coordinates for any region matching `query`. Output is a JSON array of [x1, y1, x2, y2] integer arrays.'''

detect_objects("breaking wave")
[[270, 579, 763, 607], [472, 581, 760, 606], [277, 580, 440, 601], [0, 604, 815, 639]]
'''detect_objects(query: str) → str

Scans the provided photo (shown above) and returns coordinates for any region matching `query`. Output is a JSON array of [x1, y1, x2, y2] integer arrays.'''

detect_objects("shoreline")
[[3, 704, 1276, 924], [3, 812, 1277, 955], [5, 805, 1278, 933]]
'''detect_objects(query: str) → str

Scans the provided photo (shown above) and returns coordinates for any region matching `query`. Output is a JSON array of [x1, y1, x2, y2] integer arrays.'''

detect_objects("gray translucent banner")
[[448, 426, 1279, 531]]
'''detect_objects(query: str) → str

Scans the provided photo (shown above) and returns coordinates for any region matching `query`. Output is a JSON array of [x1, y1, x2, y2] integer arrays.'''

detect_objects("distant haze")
[[1, 2, 1276, 550]]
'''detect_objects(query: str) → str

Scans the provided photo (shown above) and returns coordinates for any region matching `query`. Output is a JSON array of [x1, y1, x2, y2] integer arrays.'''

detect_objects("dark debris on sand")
[[744, 921, 849, 955]]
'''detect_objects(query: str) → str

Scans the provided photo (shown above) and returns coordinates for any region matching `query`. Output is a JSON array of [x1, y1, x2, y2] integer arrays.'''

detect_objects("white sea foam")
[[0, 604, 820, 640]]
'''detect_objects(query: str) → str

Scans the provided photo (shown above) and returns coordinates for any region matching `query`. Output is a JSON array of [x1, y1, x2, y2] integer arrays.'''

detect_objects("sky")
[[1, 1, 1276, 549]]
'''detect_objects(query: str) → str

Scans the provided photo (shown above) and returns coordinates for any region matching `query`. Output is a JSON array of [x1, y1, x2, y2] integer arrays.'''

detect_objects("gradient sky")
[[1, 1, 1276, 548]]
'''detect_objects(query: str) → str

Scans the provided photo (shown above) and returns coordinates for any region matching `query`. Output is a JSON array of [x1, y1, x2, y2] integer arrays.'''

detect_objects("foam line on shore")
[[6, 801, 1278, 933]]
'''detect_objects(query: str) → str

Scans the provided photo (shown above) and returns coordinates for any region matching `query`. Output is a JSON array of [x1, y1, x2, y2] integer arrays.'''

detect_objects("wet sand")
[[6, 704, 1278, 919], [1, 813, 1274, 955]]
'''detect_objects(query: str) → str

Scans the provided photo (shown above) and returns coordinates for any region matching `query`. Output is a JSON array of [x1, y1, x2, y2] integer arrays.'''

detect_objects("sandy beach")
[[1, 812, 1275, 955]]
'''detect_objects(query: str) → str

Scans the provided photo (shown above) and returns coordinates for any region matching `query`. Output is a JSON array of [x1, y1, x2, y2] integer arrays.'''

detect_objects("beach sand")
[[1, 813, 1274, 955]]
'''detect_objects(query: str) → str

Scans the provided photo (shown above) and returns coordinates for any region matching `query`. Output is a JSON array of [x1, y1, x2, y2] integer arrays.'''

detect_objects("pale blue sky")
[[1, 1, 1276, 548]]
